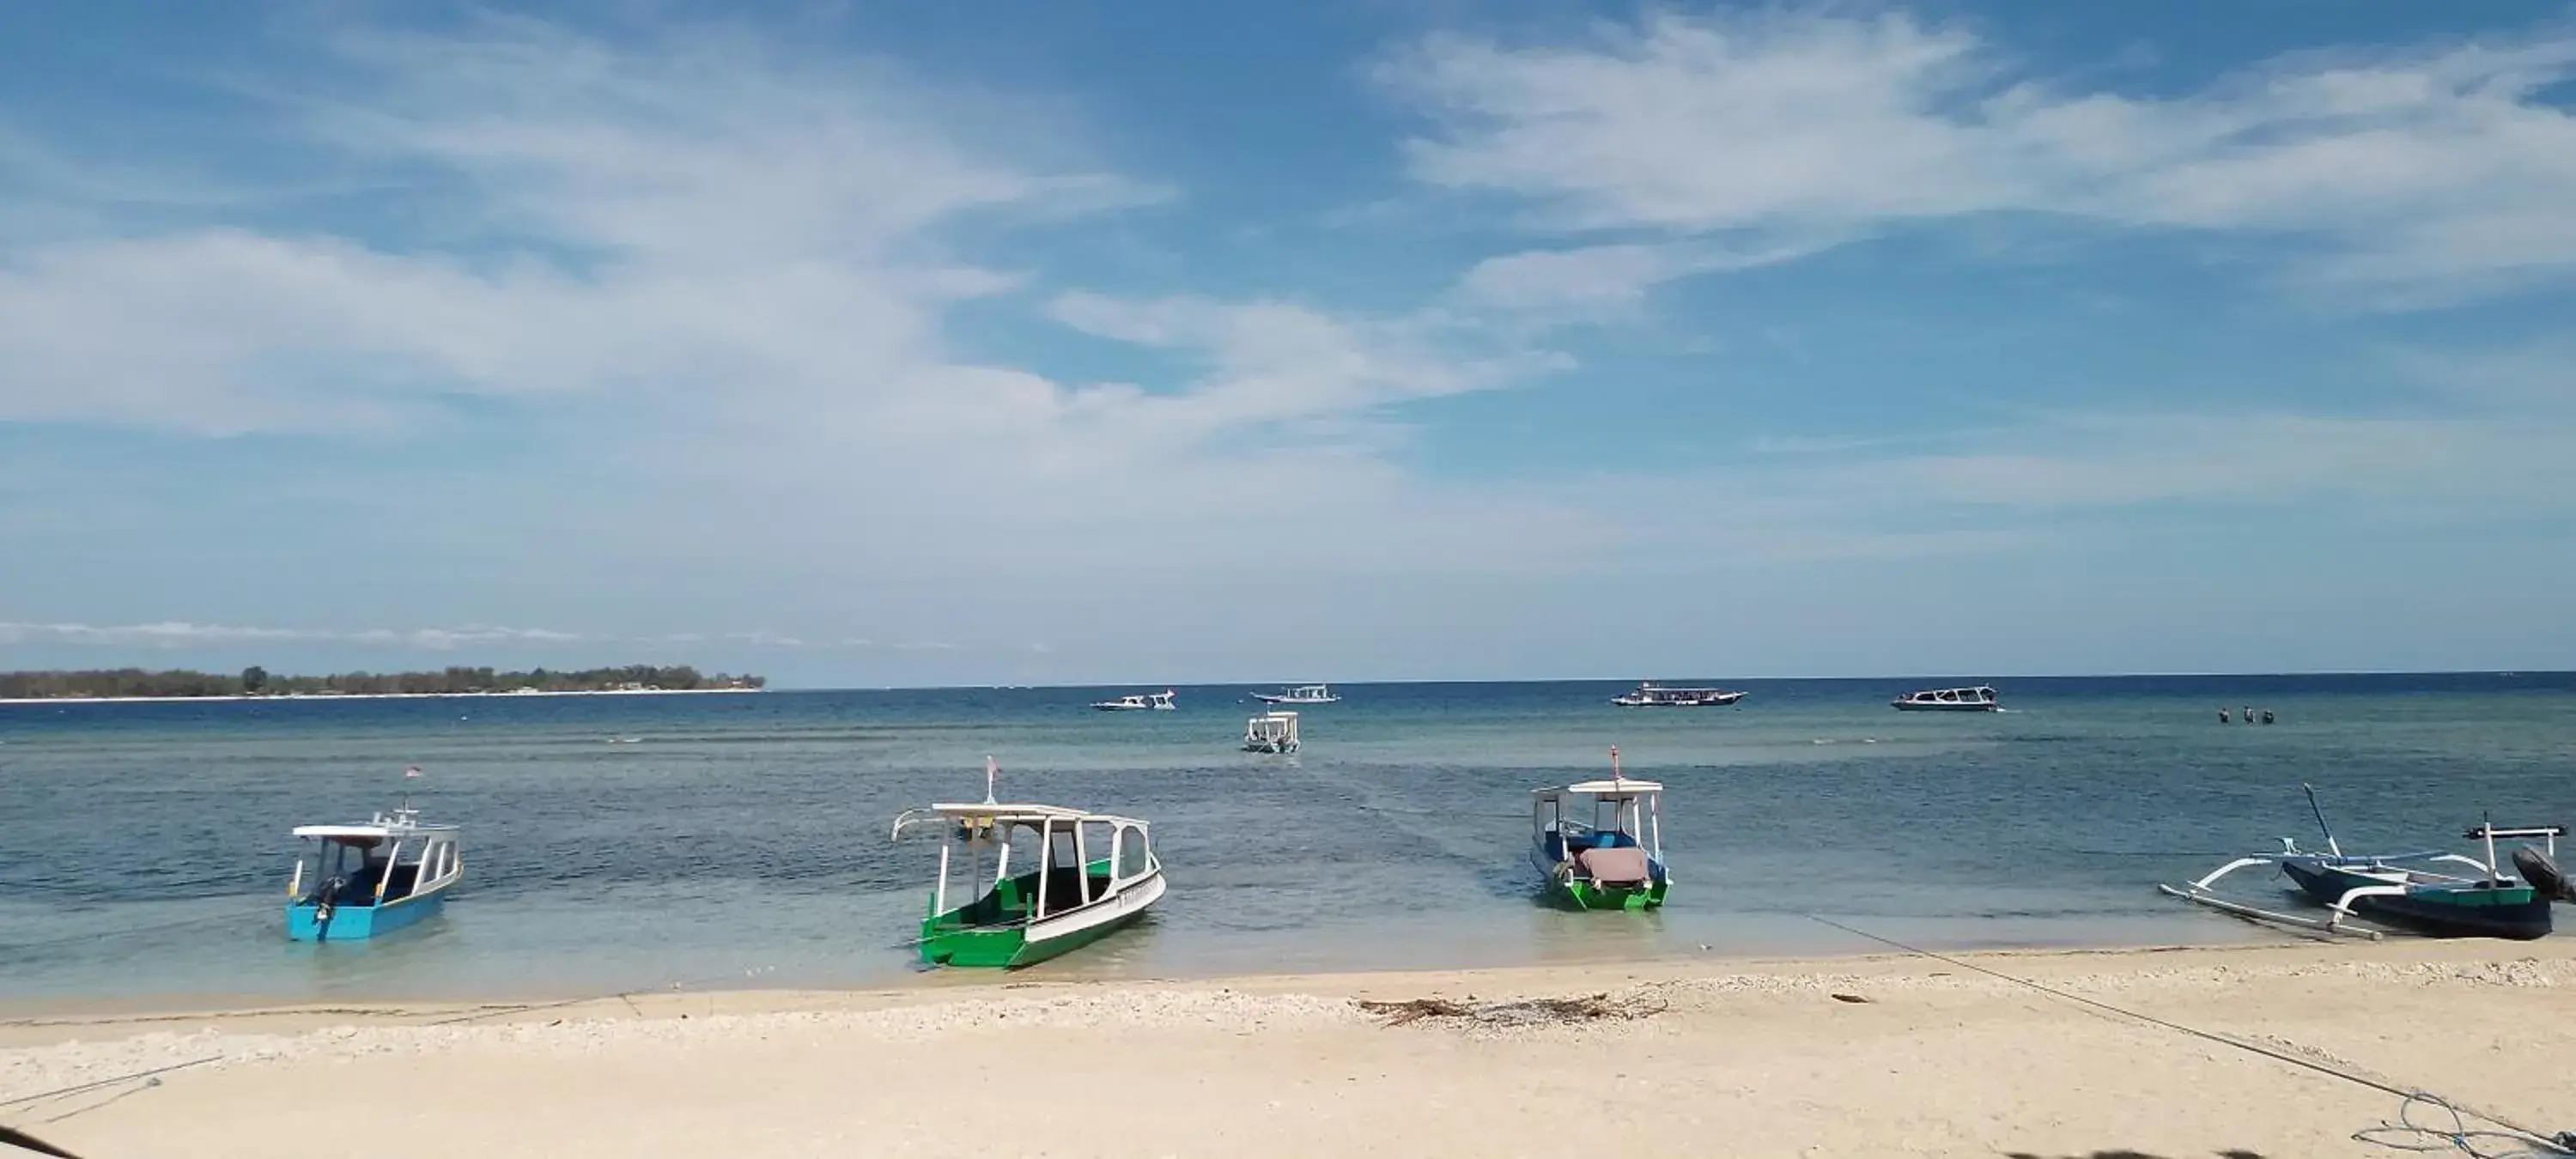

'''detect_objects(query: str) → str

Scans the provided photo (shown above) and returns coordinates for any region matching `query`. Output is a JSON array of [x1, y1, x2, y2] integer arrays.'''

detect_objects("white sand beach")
[[8, 938, 2573, 1158]]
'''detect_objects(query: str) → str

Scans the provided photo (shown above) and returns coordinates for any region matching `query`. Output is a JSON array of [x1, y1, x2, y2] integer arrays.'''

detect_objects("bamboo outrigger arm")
[[2158, 853, 2388, 940]]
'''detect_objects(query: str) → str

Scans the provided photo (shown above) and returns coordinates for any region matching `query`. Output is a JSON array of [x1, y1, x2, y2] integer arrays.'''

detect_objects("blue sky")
[[3, 1, 2573, 685]]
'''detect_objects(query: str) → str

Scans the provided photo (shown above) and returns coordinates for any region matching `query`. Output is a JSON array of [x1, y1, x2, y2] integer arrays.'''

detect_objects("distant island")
[[0, 664, 765, 701]]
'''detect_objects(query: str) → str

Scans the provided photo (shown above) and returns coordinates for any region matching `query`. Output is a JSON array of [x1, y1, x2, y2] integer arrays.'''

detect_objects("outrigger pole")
[[2301, 782, 2341, 858]]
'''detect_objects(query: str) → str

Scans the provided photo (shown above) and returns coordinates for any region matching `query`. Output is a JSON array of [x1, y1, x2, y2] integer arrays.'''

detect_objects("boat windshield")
[[1533, 792, 1663, 861], [292, 831, 455, 907], [930, 814, 1153, 925]]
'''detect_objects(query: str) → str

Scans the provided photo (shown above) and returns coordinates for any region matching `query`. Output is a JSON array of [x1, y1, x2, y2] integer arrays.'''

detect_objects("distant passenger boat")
[[1612, 682, 1745, 707], [890, 758, 1165, 968], [1253, 683, 1339, 705], [1242, 710, 1300, 754], [1091, 689, 1176, 711], [285, 789, 460, 943], [1891, 685, 2000, 712]]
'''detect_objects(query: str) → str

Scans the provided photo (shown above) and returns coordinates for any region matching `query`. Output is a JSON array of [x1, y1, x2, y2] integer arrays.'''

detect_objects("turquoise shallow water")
[[1, 675, 2570, 1003]]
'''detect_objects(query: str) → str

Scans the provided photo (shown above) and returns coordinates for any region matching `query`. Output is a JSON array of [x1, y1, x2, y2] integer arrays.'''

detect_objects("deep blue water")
[[1, 674, 2570, 1003]]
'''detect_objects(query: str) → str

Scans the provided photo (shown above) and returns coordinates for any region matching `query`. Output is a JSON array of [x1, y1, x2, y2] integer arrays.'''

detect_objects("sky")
[[3, 0, 2573, 686]]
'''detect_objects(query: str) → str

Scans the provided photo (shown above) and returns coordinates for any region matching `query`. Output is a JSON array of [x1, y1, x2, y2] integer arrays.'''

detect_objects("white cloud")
[[0, 622, 582, 650], [1881, 413, 2570, 511], [0, 16, 1607, 608], [0, 18, 1139, 434], [1453, 237, 1832, 316], [1045, 291, 1561, 439], [1384, 12, 2576, 299]]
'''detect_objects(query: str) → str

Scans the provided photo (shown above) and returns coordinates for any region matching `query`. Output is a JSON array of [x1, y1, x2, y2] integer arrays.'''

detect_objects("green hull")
[[1550, 878, 1668, 912], [918, 859, 1147, 968]]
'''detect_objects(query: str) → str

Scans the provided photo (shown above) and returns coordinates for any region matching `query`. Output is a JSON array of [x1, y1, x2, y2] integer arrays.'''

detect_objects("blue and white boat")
[[285, 800, 461, 943]]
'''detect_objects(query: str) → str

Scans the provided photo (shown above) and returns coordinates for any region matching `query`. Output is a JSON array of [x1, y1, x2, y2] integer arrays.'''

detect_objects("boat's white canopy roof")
[[1535, 779, 1663, 798], [292, 822, 459, 840], [924, 802, 1146, 826]]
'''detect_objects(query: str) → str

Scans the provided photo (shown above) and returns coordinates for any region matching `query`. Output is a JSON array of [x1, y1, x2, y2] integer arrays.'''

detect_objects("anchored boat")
[[1612, 682, 1744, 707], [1530, 747, 1669, 911], [1091, 689, 1177, 711], [1891, 685, 1999, 712], [890, 758, 1165, 968], [1253, 683, 1339, 705], [285, 773, 460, 942], [2160, 785, 2571, 940], [1242, 710, 1300, 754]]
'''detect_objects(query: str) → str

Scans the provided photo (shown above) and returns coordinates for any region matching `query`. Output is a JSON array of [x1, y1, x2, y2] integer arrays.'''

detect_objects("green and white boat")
[[1530, 747, 1670, 912], [890, 758, 1165, 968]]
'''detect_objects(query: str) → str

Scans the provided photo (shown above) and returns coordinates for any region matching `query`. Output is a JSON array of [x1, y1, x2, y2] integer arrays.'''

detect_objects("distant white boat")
[[1612, 682, 1745, 707], [1253, 683, 1340, 705], [1892, 685, 2000, 712], [1242, 710, 1301, 754], [1092, 689, 1177, 712]]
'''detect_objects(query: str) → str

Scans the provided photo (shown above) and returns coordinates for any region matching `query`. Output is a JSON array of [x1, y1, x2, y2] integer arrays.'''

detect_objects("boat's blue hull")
[[286, 890, 446, 942]]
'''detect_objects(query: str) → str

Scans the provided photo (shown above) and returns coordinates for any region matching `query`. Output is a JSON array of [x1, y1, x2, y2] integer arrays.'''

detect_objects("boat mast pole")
[[2301, 783, 2341, 858]]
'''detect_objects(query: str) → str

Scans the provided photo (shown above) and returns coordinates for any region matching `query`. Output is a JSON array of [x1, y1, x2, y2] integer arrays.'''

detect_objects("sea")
[[2, 674, 2570, 1005]]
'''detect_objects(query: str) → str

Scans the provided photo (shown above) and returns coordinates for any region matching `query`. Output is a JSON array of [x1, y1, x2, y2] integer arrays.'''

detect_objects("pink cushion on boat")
[[1577, 846, 1650, 885]]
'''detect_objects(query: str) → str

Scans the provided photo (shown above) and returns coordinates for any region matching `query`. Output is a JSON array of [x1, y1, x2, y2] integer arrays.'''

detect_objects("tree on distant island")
[[0, 665, 765, 700]]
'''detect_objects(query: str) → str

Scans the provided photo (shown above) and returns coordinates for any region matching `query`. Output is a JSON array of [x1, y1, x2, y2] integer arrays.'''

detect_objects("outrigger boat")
[[1242, 710, 1300, 754], [890, 758, 1165, 968], [1891, 685, 1999, 712], [1091, 689, 1177, 712], [285, 769, 460, 943], [1612, 682, 1745, 707], [1253, 683, 1339, 705], [1530, 747, 1669, 911], [2160, 786, 2573, 941]]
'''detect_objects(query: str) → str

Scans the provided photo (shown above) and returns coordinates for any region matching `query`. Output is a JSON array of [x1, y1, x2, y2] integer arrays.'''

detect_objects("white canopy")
[[924, 803, 1147, 826], [292, 821, 458, 840], [1534, 780, 1662, 798]]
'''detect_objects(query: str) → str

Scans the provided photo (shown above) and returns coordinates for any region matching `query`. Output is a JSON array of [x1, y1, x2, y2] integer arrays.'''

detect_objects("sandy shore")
[[7, 938, 2574, 1158]]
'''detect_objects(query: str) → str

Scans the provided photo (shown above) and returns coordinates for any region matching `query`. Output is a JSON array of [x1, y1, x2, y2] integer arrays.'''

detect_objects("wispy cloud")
[[1383, 12, 2576, 302], [1452, 237, 1830, 319], [0, 622, 581, 651], [0, 621, 976, 655], [1045, 290, 1563, 438], [0, 15, 1609, 601]]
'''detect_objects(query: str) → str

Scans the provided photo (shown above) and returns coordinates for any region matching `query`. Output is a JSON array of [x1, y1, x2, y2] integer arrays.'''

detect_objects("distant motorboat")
[[1612, 682, 1745, 707], [1891, 685, 1999, 712], [1092, 689, 1177, 712], [1253, 684, 1340, 705], [1242, 710, 1301, 754]]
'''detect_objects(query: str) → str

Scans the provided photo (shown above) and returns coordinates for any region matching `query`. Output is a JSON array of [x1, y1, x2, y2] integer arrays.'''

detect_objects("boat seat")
[[1577, 846, 1651, 886]]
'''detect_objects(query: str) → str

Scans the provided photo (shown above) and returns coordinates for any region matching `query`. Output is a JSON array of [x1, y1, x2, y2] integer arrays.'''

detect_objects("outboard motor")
[[2512, 845, 2576, 903]]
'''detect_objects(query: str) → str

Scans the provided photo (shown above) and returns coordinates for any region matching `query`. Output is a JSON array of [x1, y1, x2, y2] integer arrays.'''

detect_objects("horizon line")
[[763, 668, 2568, 692]]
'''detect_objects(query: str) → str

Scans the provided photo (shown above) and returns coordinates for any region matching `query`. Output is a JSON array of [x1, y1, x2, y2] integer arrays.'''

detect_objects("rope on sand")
[[1803, 914, 2573, 1158]]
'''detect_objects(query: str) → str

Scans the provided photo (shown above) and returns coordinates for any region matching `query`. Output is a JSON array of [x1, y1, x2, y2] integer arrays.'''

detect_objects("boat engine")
[[2511, 846, 2576, 903]]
